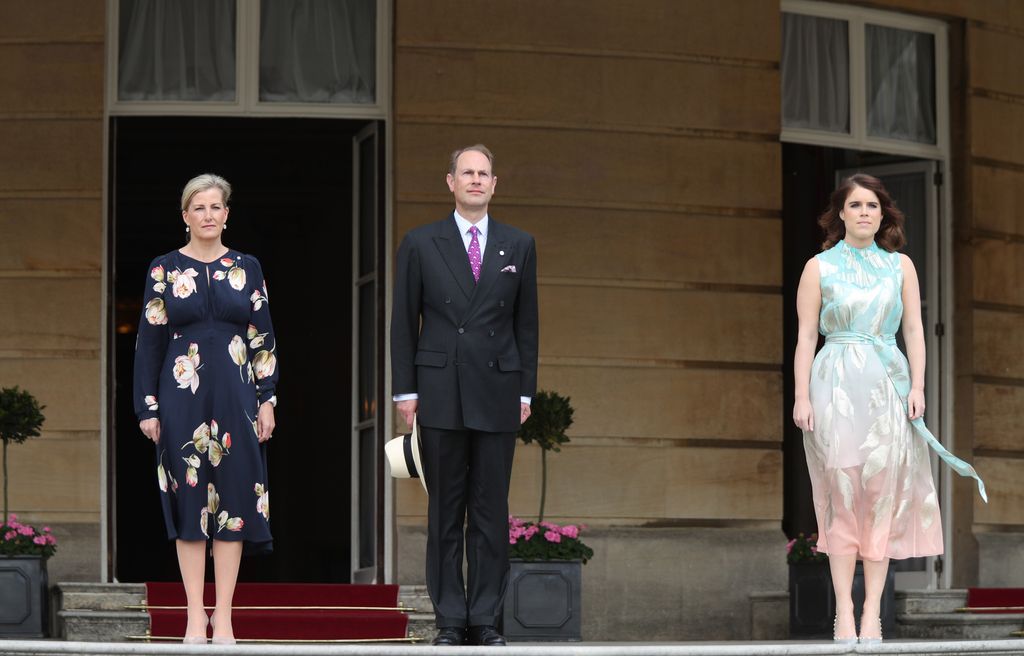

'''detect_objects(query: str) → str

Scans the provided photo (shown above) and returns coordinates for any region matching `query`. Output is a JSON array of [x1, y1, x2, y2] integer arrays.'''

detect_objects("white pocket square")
[[500, 265, 517, 273]]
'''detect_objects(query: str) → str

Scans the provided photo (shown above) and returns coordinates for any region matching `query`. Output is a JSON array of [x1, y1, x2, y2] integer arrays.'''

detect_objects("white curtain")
[[866, 25, 936, 144], [259, 0, 376, 104], [118, 0, 236, 101], [782, 13, 849, 133]]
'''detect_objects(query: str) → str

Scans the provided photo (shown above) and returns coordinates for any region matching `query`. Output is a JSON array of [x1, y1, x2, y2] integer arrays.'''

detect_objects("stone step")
[[897, 612, 1024, 640], [57, 610, 150, 643], [895, 588, 968, 614], [398, 584, 433, 641]]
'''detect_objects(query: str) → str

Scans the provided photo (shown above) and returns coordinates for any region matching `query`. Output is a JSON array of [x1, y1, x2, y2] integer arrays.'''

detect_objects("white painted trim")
[[107, 0, 389, 119]]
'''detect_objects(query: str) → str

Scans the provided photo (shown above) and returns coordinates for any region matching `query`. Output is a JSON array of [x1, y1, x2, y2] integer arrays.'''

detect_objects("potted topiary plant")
[[0, 386, 53, 638], [504, 390, 590, 642]]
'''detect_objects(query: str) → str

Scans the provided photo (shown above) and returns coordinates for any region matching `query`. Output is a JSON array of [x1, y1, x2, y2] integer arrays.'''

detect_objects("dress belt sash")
[[824, 330, 987, 502]]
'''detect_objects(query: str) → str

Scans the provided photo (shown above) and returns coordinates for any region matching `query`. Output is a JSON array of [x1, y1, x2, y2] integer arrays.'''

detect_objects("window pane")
[[866, 25, 936, 144], [118, 0, 236, 101], [259, 0, 376, 104], [358, 427, 376, 569], [782, 13, 850, 133]]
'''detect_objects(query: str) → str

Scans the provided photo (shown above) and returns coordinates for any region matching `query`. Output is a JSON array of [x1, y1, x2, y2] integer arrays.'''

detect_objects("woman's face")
[[182, 187, 229, 241], [839, 185, 882, 243]]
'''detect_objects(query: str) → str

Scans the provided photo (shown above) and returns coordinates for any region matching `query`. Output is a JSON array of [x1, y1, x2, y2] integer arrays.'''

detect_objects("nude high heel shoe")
[[833, 616, 857, 644], [210, 614, 237, 645], [182, 614, 209, 644], [860, 615, 883, 644]]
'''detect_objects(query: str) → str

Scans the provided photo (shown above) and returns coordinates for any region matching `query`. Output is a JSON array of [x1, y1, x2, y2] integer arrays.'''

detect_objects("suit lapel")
[[463, 219, 512, 323], [432, 215, 475, 301]]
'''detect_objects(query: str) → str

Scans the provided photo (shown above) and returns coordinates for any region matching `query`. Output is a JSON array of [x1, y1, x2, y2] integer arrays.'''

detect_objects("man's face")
[[446, 150, 496, 213]]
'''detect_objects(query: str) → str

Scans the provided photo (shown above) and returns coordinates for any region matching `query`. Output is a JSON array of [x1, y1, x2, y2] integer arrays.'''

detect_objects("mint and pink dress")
[[803, 240, 985, 561]]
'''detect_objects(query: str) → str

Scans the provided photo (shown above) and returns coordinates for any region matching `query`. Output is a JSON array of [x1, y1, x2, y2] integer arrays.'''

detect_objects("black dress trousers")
[[419, 425, 517, 628]]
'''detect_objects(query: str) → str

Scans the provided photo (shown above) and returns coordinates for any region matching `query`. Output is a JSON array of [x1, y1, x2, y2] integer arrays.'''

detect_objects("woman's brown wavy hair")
[[818, 173, 906, 252]]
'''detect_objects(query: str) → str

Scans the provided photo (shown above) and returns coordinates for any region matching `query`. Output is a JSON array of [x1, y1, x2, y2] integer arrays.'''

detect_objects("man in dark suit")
[[391, 144, 538, 646]]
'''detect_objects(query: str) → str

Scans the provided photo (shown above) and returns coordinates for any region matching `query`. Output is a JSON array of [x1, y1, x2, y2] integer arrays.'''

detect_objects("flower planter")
[[788, 560, 895, 638], [502, 559, 581, 642], [0, 555, 48, 637]]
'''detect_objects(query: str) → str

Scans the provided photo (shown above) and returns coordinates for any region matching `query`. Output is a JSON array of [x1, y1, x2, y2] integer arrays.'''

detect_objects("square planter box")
[[0, 555, 48, 638], [502, 559, 581, 641]]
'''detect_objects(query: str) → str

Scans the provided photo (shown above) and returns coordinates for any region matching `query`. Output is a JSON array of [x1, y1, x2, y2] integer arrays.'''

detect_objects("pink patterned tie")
[[468, 226, 482, 283]]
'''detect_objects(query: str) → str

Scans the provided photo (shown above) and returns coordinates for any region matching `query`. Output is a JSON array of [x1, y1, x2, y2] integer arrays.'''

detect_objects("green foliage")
[[0, 387, 45, 446], [0, 387, 46, 529], [517, 390, 573, 453], [786, 532, 828, 565]]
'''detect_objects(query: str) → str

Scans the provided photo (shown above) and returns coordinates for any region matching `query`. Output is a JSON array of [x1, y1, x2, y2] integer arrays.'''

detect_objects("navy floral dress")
[[133, 249, 277, 553]]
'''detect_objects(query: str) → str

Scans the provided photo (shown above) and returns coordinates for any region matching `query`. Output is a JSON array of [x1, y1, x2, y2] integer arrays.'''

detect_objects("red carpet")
[[145, 582, 410, 641], [966, 588, 1024, 614]]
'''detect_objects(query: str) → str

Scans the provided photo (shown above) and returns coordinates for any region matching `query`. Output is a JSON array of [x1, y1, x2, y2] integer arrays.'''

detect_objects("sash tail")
[[824, 330, 988, 502]]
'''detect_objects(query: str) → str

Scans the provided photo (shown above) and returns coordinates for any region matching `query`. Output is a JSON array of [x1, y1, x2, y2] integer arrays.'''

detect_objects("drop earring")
[[223, 224, 227, 231], [185, 226, 190, 233]]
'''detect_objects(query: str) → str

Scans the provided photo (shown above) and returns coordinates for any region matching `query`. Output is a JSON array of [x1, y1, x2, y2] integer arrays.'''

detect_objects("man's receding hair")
[[448, 144, 494, 176]]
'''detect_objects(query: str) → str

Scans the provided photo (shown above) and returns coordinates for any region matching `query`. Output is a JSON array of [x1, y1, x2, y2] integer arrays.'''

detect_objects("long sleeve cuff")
[[393, 393, 418, 402]]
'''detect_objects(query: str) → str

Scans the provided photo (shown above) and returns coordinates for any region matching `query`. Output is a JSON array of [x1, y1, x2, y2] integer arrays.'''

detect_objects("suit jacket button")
[[499, 300, 505, 307], [489, 330, 495, 337], [458, 327, 465, 334], [444, 296, 451, 304], [488, 361, 494, 367]]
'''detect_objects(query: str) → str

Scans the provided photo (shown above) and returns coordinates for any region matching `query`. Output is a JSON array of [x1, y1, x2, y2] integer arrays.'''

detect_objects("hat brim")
[[384, 416, 427, 494]]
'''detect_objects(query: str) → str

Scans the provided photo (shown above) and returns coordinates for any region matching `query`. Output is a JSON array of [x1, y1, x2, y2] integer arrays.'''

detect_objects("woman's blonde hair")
[[180, 173, 232, 211]]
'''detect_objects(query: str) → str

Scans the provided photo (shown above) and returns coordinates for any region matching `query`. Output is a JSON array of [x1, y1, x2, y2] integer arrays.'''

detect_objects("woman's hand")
[[257, 401, 275, 443], [907, 388, 926, 420], [793, 397, 814, 432], [139, 418, 161, 443]]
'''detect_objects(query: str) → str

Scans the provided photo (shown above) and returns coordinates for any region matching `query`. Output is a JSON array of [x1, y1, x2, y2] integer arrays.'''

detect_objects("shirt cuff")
[[393, 393, 419, 402], [261, 395, 277, 408], [520, 396, 531, 406]]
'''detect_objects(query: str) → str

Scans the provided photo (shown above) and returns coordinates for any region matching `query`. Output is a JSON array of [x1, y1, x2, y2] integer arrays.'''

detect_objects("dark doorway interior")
[[111, 116, 369, 583]]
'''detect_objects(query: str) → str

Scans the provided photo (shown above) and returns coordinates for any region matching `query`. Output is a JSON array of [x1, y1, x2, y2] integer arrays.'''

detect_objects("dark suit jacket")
[[391, 213, 539, 433]]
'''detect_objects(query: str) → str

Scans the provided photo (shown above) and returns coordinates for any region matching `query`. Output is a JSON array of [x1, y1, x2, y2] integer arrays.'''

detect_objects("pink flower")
[[43, 526, 51, 533], [46, 535, 57, 545], [786, 539, 796, 554], [560, 525, 579, 539], [540, 521, 558, 530], [810, 545, 818, 554], [524, 526, 539, 539], [544, 530, 561, 543], [33, 536, 46, 545], [7, 514, 17, 522], [3, 531, 15, 541], [509, 536, 517, 545], [18, 526, 34, 536]]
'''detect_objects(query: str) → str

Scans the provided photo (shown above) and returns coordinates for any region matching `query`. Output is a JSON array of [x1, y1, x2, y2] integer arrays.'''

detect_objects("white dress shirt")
[[394, 212, 531, 407]]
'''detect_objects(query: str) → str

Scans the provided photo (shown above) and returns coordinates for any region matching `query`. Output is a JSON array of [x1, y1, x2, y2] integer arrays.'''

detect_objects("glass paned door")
[[350, 122, 384, 582], [837, 161, 941, 589]]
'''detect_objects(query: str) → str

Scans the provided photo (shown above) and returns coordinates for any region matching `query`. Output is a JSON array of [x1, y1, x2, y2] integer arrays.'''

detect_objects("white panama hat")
[[384, 416, 427, 493]]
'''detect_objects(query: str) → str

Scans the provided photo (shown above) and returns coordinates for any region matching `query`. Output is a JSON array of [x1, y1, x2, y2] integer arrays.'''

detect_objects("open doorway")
[[781, 142, 945, 589], [108, 116, 384, 583]]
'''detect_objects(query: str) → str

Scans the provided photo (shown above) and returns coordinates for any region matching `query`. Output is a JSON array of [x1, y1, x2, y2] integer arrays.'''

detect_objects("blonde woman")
[[134, 174, 279, 644]]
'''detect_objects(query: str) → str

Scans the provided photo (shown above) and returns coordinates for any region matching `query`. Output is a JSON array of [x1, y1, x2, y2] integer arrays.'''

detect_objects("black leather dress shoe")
[[431, 627, 466, 646], [468, 625, 507, 646]]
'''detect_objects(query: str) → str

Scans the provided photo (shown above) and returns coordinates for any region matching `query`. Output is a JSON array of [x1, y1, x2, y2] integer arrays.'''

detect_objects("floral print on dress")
[[151, 265, 167, 293], [254, 483, 270, 521], [134, 251, 276, 551], [173, 343, 203, 393], [145, 298, 168, 325], [169, 267, 200, 299]]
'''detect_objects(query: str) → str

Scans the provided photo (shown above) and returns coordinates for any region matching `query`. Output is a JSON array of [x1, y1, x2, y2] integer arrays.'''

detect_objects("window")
[[781, 0, 947, 158], [110, 0, 387, 116]]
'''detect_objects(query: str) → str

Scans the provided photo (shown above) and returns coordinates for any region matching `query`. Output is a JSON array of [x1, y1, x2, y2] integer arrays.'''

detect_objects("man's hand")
[[520, 403, 531, 425], [257, 401, 276, 442], [397, 399, 418, 428], [139, 418, 161, 443]]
